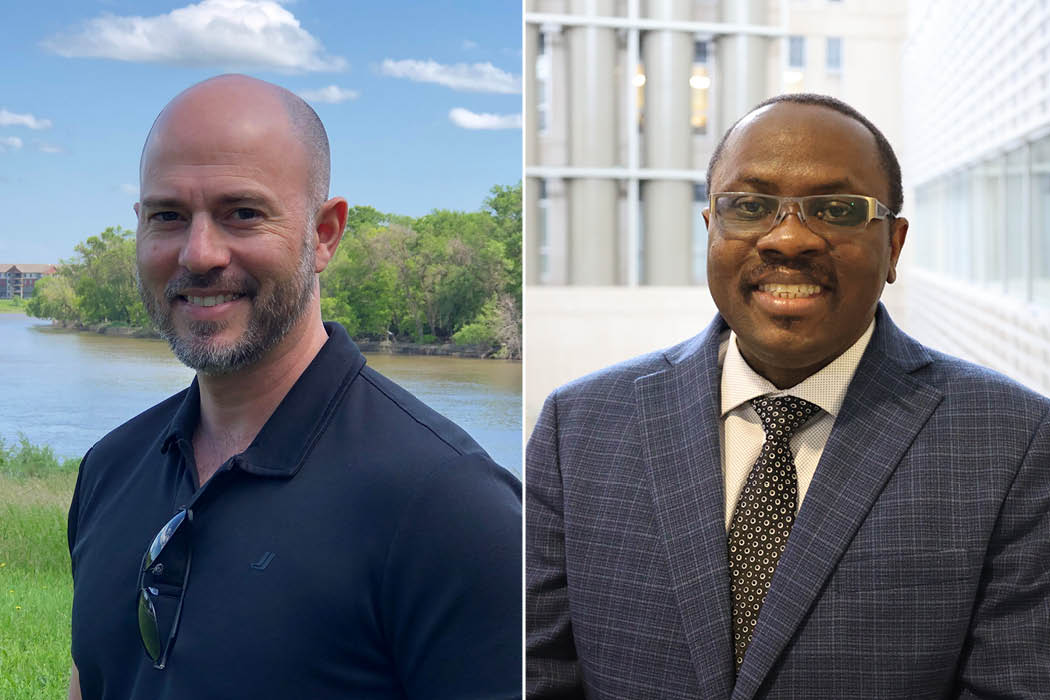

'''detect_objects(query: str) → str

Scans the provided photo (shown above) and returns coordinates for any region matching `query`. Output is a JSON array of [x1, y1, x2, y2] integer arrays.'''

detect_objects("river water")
[[0, 314, 521, 476]]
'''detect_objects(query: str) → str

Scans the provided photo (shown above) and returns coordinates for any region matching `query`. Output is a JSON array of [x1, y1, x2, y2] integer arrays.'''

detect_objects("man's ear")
[[312, 197, 349, 273], [886, 216, 908, 284]]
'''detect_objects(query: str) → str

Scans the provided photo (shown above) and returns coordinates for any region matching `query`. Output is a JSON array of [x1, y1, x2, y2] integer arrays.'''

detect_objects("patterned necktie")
[[728, 395, 820, 670]]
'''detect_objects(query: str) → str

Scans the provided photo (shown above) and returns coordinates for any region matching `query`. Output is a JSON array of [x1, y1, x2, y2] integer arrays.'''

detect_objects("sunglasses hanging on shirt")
[[137, 507, 193, 670]]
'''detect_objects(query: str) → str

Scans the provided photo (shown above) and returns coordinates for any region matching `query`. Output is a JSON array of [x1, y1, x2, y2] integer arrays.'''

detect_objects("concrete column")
[[642, 0, 693, 284], [525, 20, 542, 286], [566, 0, 619, 284], [716, 0, 768, 134]]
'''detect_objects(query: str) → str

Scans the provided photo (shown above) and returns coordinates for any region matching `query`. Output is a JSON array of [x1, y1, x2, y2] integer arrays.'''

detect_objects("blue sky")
[[0, 0, 522, 263]]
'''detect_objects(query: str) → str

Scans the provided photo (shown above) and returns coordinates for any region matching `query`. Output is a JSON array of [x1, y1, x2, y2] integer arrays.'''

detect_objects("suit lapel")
[[636, 317, 736, 700], [731, 308, 944, 699]]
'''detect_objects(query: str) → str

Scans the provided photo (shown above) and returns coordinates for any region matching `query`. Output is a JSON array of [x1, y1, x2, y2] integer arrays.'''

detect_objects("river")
[[0, 314, 521, 476]]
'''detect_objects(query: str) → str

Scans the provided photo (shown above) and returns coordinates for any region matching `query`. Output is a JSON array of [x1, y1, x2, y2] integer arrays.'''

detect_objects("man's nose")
[[755, 204, 827, 259], [177, 215, 230, 273]]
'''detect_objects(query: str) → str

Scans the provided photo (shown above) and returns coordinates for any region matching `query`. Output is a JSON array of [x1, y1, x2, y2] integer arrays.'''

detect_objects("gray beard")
[[138, 241, 316, 375]]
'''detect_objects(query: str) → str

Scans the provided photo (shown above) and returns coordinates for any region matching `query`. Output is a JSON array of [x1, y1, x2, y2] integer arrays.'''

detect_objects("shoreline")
[[34, 318, 517, 360], [53, 320, 161, 339], [354, 339, 517, 361]]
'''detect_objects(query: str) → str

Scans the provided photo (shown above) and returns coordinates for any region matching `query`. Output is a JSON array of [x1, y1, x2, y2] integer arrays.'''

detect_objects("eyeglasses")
[[137, 508, 192, 669], [709, 192, 893, 238]]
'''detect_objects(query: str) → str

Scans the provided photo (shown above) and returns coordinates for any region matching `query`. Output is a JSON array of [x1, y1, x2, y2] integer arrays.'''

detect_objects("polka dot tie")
[[728, 395, 820, 670]]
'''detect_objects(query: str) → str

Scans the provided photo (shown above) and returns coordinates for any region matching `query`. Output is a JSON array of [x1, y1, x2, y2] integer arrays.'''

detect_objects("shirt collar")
[[160, 322, 366, 478], [720, 318, 875, 418], [160, 380, 199, 457]]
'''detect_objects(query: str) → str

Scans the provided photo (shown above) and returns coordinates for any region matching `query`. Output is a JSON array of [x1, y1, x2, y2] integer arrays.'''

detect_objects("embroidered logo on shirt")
[[250, 551, 275, 570]]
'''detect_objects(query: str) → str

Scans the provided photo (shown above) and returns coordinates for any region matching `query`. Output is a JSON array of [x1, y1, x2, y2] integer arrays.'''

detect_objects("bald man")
[[67, 75, 521, 700]]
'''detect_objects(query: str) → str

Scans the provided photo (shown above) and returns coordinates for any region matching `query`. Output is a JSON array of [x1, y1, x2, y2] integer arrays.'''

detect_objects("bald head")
[[141, 74, 330, 215]]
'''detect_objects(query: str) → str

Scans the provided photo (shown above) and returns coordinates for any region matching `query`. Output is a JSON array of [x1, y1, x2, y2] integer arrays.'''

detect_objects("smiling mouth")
[[180, 293, 245, 307], [757, 283, 822, 299]]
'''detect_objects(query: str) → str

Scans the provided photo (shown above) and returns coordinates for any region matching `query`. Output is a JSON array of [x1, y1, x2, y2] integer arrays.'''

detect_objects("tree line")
[[26, 183, 522, 358]]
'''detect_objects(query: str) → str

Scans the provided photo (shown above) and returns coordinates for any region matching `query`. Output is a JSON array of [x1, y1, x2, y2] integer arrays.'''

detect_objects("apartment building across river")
[[0, 264, 57, 299]]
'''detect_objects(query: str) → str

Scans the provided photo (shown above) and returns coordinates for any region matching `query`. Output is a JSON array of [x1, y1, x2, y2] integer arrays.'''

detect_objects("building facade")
[[0, 264, 57, 299], [901, 0, 1050, 394], [524, 0, 1050, 431], [525, 0, 908, 286]]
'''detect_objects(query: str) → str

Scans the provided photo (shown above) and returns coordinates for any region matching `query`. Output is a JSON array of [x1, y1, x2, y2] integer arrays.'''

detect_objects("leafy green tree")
[[321, 224, 399, 337], [378, 223, 427, 341], [451, 292, 521, 359], [25, 226, 150, 327], [25, 275, 78, 322], [318, 184, 521, 352], [413, 209, 503, 339], [484, 182, 523, 301], [344, 205, 411, 233], [319, 295, 361, 335], [70, 227, 149, 326]]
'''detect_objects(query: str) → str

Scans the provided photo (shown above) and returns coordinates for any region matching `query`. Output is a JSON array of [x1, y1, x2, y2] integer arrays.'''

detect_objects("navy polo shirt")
[[68, 322, 522, 700]]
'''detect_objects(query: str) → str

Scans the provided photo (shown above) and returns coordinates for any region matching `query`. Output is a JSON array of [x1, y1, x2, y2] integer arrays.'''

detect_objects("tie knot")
[[750, 395, 820, 441]]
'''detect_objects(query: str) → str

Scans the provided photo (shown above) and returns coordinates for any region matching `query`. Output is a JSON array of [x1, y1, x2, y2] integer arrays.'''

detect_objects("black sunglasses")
[[137, 507, 193, 669]]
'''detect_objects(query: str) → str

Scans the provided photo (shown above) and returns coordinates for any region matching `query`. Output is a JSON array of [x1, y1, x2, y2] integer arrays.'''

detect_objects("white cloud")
[[297, 85, 359, 104], [41, 0, 346, 72], [0, 137, 25, 151], [380, 59, 520, 94], [0, 109, 52, 130], [119, 183, 139, 195], [448, 108, 521, 130], [38, 143, 63, 154], [461, 39, 478, 50]]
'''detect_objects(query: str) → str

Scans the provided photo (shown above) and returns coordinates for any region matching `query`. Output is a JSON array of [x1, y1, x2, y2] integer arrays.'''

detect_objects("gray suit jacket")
[[526, 305, 1050, 699]]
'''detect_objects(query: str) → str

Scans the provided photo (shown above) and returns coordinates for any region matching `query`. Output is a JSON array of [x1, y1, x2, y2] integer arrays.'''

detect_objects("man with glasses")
[[527, 94, 1049, 698], [66, 75, 521, 700]]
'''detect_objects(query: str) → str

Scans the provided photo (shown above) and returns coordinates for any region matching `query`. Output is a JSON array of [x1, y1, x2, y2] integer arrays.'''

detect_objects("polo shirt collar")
[[720, 318, 875, 419], [159, 322, 366, 479]]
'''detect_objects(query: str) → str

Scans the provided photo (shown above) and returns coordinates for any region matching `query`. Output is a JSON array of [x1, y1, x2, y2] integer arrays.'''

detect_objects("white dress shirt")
[[718, 320, 875, 530]]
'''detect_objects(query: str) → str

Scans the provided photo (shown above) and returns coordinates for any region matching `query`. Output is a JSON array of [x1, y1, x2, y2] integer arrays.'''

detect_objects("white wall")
[[525, 286, 718, 432]]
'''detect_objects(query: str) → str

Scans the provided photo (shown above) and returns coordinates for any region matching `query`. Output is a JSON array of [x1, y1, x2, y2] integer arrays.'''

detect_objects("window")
[[1005, 147, 1027, 298], [1033, 135, 1050, 303], [977, 156, 1004, 286], [536, 31, 551, 134], [785, 36, 806, 90], [947, 172, 971, 279], [690, 41, 710, 133], [913, 184, 935, 270], [788, 36, 805, 69], [826, 37, 842, 72], [538, 179, 550, 282], [694, 41, 708, 64]]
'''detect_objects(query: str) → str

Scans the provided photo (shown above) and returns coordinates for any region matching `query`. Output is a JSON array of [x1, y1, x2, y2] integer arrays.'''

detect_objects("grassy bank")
[[0, 438, 78, 699], [0, 299, 28, 314]]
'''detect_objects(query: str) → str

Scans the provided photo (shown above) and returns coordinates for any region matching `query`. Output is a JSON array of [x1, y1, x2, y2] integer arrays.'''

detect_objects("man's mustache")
[[741, 261, 837, 290], [163, 270, 258, 301]]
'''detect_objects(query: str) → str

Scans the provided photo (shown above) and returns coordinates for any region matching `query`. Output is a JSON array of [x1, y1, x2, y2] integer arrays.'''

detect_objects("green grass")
[[0, 298, 27, 314], [0, 441, 78, 699]]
